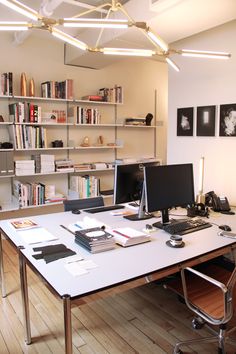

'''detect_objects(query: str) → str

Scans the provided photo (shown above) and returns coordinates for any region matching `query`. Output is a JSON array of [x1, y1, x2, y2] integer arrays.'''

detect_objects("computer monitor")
[[144, 163, 195, 227], [114, 161, 160, 220]]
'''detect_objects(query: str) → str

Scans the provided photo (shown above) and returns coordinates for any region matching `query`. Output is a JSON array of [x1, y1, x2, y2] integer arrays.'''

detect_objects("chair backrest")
[[63, 196, 104, 212]]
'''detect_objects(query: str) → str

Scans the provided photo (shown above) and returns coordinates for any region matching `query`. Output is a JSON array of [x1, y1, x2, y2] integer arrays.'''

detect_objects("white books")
[[110, 227, 151, 247]]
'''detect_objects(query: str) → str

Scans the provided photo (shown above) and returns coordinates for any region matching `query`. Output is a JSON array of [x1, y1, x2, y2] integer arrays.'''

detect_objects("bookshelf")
[[0, 81, 159, 213]]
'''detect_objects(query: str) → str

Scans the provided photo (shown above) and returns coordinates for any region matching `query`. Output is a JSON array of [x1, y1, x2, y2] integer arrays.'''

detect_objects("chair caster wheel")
[[192, 317, 204, 329], [174, 350, 183, 354]]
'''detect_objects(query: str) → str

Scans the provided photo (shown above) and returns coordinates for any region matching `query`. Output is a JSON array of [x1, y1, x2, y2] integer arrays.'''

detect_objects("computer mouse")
[[72, 209, 81, 215], [219, 224, 232, 232]]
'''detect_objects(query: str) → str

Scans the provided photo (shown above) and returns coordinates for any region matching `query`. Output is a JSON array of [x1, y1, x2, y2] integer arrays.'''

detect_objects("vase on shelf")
[[29, 78, 35, 97], [20, 72, 27, 96]]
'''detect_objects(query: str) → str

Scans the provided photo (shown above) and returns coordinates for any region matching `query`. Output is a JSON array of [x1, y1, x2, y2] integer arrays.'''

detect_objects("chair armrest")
[[183, 267, 227, 293], [181, 266, 228, 325]]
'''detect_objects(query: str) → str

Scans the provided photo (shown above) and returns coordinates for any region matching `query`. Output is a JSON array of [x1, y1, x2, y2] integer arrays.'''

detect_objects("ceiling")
[[0, 0, 235, 69]]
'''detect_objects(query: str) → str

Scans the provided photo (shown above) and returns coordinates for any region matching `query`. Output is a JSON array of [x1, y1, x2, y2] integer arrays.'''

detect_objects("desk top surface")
[[1, 207, 236, 299]]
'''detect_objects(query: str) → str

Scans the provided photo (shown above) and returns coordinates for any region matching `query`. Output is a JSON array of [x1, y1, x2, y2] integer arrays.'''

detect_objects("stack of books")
[[15, 160, 35, 176], [75, 227, 115, 253], [55, 159, 74, 172]]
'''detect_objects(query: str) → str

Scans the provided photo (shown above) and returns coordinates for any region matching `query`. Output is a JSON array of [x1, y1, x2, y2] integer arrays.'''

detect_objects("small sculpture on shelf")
[[80, 136, 90, 147], [29, 78, 35, 97], [20, 72, 27, 96], [52, 140, 63, 148], [95, 135, 104, 146], [145, 113, 153, 126], [0, 115, 4, 122]]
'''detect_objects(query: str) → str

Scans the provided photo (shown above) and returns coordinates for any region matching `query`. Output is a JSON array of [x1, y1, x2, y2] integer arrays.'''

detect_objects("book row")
[[13, 180, 65, 207], [12, 125, 48, 149], [70, 106, 101, 124], [98, 85, 123, 103], [9, 102, 66, 123], [41, 79, 74, 99], [1, 72, 13, 96], [69, 175, 100, 199]]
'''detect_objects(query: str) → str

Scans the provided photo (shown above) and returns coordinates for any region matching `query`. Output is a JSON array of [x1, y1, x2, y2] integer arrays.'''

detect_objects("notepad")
[[110, 227, 151, 247], [17, 227, 58, 245]]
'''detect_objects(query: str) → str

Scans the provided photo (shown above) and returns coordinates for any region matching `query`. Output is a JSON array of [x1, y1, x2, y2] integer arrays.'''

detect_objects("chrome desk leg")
[[19, 249, 31, 345], [0, 232, 6, 298], [63, 294, 72, 354]]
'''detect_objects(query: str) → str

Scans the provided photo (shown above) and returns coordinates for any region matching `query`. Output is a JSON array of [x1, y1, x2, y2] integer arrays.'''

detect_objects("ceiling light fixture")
[[181, 49, 231, 59], [62, 18, 129, 29], [0, 20, 29, 30], [102, 47, 155, 57], [51, 28, 88, 51], [165, 57, 180, 72], [146, 30, 169, 52], [0, 0, 232, 71], [0, 0, 40, 21]]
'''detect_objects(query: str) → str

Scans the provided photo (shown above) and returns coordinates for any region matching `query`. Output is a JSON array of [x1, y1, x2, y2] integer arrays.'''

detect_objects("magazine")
[[10, 219, 39, 230]]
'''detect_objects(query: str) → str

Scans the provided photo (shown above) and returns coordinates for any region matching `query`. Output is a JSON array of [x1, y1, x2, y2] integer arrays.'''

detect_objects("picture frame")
[[177, 107, 194, 136], [219, 104, 236, 136], [197, 105, 216, 136]]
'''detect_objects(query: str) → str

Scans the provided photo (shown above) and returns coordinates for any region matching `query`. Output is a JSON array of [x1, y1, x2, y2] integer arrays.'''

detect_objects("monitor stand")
[[124, 185, 153, 221], [124, 212, 153, 221], [152, 209, 170, 229]]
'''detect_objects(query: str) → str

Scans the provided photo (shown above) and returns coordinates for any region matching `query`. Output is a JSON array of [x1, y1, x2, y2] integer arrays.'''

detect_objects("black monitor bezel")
[[144, 163, 195, 225]]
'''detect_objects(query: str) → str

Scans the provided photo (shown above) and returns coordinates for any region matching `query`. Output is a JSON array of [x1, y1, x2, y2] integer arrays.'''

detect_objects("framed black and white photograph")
[[219, 104, 236, 136], [177, 107, 194, 136], [197, 105, 216, 136]]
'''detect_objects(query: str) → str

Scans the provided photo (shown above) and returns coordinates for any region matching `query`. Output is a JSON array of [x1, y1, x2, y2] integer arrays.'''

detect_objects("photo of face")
[[220, 104, 236, 137], [177, 107, 194, 136]]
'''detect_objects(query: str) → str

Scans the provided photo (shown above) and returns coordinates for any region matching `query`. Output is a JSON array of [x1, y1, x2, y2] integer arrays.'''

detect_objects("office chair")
[[63, 196, 104, 212], [165, 264, 236, 354]]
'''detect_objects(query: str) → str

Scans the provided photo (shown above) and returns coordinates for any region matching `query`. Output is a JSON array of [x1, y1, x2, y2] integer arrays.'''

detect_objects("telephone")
[[205, 191, 234, 214]]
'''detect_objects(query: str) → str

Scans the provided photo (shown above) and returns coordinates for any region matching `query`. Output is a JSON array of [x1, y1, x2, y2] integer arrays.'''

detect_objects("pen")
[[60, 225, 75, 235], [74, 223, 82, 229]]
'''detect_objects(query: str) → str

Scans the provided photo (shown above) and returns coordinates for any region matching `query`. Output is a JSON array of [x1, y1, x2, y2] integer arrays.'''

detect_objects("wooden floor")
[[1, 240, 236, 354]]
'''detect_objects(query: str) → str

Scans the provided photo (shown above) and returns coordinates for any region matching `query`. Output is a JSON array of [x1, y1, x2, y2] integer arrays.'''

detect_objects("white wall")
[[168, 20, 236, 204]]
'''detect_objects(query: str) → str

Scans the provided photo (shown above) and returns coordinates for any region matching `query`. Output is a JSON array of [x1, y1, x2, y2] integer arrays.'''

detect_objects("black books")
[[75, 227, 115, 253]]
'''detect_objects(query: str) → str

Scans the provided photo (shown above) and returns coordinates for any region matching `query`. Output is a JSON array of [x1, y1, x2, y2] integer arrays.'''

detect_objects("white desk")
[[1, 208, 236, 353]]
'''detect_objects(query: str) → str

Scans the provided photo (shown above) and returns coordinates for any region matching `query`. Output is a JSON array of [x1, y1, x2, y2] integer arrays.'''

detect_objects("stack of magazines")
[[75, 227, 115, 253]]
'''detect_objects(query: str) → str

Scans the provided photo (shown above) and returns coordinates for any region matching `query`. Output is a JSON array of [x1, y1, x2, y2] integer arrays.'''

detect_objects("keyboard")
[[83, 204, 125, 214], [161, 218, 212, 236]]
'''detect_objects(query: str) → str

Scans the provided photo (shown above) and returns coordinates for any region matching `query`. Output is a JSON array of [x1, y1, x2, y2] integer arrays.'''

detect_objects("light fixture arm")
[[95, 7, 113, 48], [73, 2, 111, 19]]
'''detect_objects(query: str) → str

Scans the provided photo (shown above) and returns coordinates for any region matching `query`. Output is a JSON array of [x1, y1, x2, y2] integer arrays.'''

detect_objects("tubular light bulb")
[[0, 0, 39, 21], [0, 21, 29, 30], [103, 47, 155, 57], [52, 28, 88, 51], [147, 30, 168, 52], [198, 157, 204, 194], [166, 58, 180, 72], [181, 49, 231, 59], [63, 18, 129, 29]]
